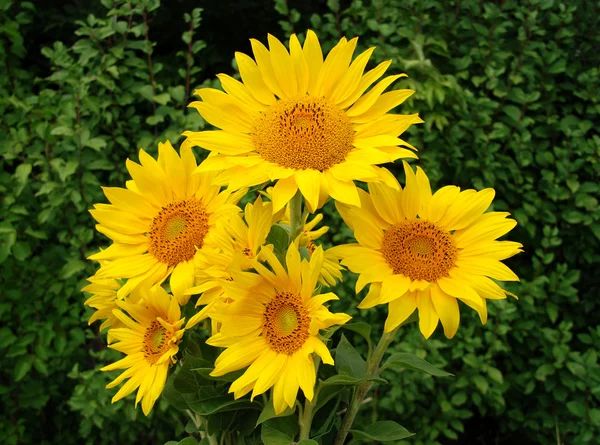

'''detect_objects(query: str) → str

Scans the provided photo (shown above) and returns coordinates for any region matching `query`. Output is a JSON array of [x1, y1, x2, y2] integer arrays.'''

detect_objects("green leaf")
[[350, 421, 414, 442], [297, 441, 318, 445], [341, 322, 372, 348], [261, 415, 298, 445], [153, 93, 171, 105], [256, 398, 295, 426], [486, 367, 504, 384], [566, 401, 586, 418], [185, 392, 259, 416], [192, 367, 244, 383], [384, 353, 452, 377], [265, 224, 289, 257], [85, 137, 107, 151], [14, 356, 33, 382], [451, 392, 467, 406], [335, 334, 366, 378], [504, 105, 521, 123], [472, 375, 489, 394], [12, 241, 31, 261], [60, 259, 86, 279], [321, 374, 386, 387]]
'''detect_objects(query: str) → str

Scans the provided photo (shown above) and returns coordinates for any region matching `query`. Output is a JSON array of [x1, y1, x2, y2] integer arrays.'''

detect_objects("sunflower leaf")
[[334, 334, 366, 378], [261, 415, 298, 445], [350, 421, 414, 442]]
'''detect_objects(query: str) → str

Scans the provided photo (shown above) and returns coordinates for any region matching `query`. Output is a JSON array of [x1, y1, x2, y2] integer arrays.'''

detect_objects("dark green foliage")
[[1, 0, 599, 444]]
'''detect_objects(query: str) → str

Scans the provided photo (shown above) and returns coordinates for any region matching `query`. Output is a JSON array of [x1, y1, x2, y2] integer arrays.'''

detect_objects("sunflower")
[[264, 188, 344, 286], [290, 213, 343, 287], [101, 285, 185, 415], [185, 197, 273, 328], [83, 271, 122, 332], [88, 141, 244, 304], [208, 243, 351, 414], [331, 162, 522, 339], [182, 30, 422, 212]]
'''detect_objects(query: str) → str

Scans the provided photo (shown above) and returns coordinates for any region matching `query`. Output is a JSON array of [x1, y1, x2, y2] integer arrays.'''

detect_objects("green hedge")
[[1, 0, 598, 444]]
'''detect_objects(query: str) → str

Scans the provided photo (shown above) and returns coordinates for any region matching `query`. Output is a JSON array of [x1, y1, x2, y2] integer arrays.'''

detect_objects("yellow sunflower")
[[185, 196, 273, 328], [182, 30, 422, 212], [331, 162, 522, 339], [208, 243, 351, 414], [101, 285, 185, 415], [265, 189, 344, 286], [83, 271, 122, 332], [290, 213, 343, 287], [88, 141, 244, 304]]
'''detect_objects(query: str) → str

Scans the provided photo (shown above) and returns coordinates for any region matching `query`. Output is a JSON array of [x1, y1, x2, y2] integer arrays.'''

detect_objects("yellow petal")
[[217, 73, 267, 110], [416, 290, 439, 339], [289, 34, 309, 95], [330, 47, 376, 105], [268, 34, 297, 98], [250, 38, 285, 98], [338, 59, 392, 109], [325, 173, 360, 207], [235, 51, 276, 105], [368, 181, 404, 225], [346, 74, 405, 117], [294, 170, 321, 212], [189, 100, 253, 133], [439, 189, 495, 231], [158, 140, 186, 200], [102, 187, 156, 221], [401, 161, 420, 220], [350, 90, 414, 124], [170, 260, 195, 305], [384, 292, 417, 332], [379, 274, 411, 304], [303, 30, 324, 96], [271, 176, 298, 213], [430, 286, 459, 339]]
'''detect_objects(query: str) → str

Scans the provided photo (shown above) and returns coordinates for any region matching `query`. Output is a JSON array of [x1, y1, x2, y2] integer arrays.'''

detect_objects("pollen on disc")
[[143, 320, 171, 364], [262, 292, 310, 355], [148, 198, 210, 266], [252, 96, 355, 171], [381, 220, 458, 282]]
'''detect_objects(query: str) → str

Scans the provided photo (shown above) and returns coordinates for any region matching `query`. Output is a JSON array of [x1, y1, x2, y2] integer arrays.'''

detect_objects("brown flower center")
[[148, 198, 210, 266], [143, 320, 171, 365], [252, 96, 354, 171], [381, 220, 458, 282], [263, 292, 310, 354]]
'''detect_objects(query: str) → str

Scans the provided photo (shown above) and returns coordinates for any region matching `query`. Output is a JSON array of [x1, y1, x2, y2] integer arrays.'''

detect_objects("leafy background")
[[1, 0, 599, 444]]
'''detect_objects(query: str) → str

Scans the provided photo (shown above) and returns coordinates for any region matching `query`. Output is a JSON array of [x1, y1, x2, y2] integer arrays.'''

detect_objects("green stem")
[[288, 190, 303, 245], [333, 327, 400, 445], [298, 357, 321, 440], [298, 396, 315, 441], [186, 410, 218, 445]]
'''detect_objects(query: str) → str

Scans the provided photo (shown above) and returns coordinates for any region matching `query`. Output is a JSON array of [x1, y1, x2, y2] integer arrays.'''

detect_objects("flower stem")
[[288, 190, 303, 245], [333, 327, 400, 445], [298, 396, 315, 440], [298, 356, 321, 440]]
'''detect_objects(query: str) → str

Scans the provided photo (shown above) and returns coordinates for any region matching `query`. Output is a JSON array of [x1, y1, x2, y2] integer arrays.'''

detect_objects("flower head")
[[183, 31, 422, 212], [101, 285, 185, 415], [208, 243, 351, 414], [332, 162, 522, 339], [185, 196, 273, 328], [88, 141, 244, 304]]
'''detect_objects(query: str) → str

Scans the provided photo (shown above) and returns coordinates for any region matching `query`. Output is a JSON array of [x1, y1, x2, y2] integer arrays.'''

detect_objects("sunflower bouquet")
[[84, 31, 521, 444]]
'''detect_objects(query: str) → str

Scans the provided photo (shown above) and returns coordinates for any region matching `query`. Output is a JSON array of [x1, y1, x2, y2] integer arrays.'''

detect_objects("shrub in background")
[[0, 0, 598, 444]]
